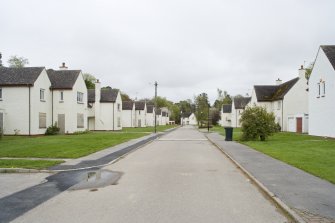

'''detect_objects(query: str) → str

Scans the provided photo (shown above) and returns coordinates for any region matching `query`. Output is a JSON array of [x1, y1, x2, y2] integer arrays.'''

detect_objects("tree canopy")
[[83, 73, 96, 89], [7, 55, 29, 68], [195, 93, 210, 124]]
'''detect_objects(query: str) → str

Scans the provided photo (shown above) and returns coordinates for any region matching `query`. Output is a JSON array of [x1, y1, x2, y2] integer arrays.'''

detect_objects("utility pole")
[[154, 81, 158, 133]]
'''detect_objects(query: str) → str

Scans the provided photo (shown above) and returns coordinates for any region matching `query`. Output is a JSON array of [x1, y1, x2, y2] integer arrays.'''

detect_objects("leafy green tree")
[[83, 73, 96, 89], [240, 106, 278, 141], [210, 107, 221, 125], [305, 62, 314, 80], [195, 93, 210, 124], [8, 55, 29, 68], [121, 92, 132, 101], [213, 89, 232, 110]]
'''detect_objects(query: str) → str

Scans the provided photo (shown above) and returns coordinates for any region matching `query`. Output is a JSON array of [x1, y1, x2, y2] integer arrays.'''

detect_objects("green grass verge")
[[211, 126, 335, 184], [122, 125, 177, 133], [242, 132, 335, 184], [0, 132, 148, 159], [0, 159, 64, 169]]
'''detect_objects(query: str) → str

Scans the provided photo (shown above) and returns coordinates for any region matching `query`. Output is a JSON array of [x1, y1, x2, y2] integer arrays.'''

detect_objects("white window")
[[321, 82, 326, 97], [60, 91, 64, 101], [117, 103, 121, 111], [0, 88, 2, 100], [317, 83, 320, 97], [77, 92, 83, 103], [77, 113, 84, 128], [40, 89, 45, 101], [39, 113, 46, 128]]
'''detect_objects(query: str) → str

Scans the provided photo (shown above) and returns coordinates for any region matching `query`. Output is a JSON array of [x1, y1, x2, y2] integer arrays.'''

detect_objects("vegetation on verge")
[[0, 159, 63, 169]]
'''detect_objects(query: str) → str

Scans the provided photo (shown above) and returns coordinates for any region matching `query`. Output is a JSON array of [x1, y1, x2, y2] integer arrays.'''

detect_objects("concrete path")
[[207, 132, 335, 223], [12, 126, 288, 223]]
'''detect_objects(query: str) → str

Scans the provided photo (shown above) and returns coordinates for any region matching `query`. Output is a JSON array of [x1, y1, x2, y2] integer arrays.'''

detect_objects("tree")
[[213, 89, 232, 110], [305, 62, 314, 80], [210, 107, 221, 125], [83, 73, 96, 89], [7, 55, 29, 68], [240, 106, 278, 141], [195, 93, 210, 124], [121, 92, 132, 101]]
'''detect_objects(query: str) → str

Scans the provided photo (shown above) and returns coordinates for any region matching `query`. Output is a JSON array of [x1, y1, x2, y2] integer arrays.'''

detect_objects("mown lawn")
[[0, 159, 63, 169], [211, 126, 335, 184], [122, 125, 177, 133], [242, 133, 335, 184], [0, 132, 148, 159]]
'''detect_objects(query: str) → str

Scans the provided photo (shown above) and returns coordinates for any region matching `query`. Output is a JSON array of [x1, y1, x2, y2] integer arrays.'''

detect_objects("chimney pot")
[[276, 78, 282, 85], [59, 62, 68, 70], [300, 65, 304, 69]]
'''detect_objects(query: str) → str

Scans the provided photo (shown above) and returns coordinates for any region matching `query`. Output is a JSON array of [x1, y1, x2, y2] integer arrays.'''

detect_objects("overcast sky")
[[1, 0, 334, 103]]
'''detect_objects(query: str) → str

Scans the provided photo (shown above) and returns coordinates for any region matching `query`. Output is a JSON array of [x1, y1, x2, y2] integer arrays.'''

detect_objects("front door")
[[58, 114, 65, 134], [296, 117, 302, 133]]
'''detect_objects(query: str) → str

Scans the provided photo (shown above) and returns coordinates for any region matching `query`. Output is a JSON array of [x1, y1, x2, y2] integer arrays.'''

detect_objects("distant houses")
[[231, 97, 251, 128], [0, 64, 171, 135]]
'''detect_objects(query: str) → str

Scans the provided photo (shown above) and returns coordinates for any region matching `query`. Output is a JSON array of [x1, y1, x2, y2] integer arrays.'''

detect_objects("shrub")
[[240, 106, 277, 141], [73, 130, 89, 135], [45, 123, 60, 135]]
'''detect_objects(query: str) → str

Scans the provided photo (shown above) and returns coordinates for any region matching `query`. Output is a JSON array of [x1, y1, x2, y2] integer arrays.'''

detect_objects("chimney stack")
[[59, 62, 68, 70], [276, 78, 282, 85], [95, 79, 101, 103], [298, 65, 306, 79]]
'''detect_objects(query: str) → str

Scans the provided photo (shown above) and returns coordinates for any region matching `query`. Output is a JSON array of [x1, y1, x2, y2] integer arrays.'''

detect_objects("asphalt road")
[[12, 126, 288, 223]]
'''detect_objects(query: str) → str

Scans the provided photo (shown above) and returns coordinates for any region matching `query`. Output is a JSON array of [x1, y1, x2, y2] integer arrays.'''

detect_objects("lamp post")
[[208, 103, 210, 132], [154, 81, 158, 134]]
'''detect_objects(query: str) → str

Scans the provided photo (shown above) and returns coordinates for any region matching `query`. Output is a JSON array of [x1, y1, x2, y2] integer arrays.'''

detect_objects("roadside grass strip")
[[122, 125, 177, 133], [0, 132, 148, 159], [212, 126, 335, 184], [0, 159, 63, 169]]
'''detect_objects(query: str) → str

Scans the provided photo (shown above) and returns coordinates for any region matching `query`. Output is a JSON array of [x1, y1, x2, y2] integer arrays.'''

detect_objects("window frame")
[[321, 81, 326, 97], [39, 112, 47, 129], [40, 89, 45, 101], [0, 88, 2, 100], [60, 91, 64, 102], [77, 92, 84, 103]]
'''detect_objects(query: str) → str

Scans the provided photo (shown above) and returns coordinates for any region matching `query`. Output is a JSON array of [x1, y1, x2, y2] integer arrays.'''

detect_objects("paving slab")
[[207, 132, 335, 222]]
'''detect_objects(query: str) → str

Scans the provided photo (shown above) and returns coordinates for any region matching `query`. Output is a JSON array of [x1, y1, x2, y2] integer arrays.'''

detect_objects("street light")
[[154, 81, 158, 134]]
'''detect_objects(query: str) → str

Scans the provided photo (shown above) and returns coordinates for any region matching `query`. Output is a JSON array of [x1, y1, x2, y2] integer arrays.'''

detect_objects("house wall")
[[52, 73, 87, 133], [135, 104, 147, 127], [122, 109, 134, 127], [188, 113, 197, 125], [113, 92, 122, 131], [146, 111, 155, 127], [283, 72, 308, 133], [308, 48, 335, 137], [220, 112, 231, 127], [0, 69, 52, 135]]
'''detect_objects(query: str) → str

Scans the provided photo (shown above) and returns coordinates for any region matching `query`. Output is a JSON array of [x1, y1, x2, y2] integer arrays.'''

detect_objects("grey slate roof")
[[233, 97, 251, 109], [147, 105, 154, 113], [47, 69, 81, 89], [88, 88, 119, 103], [0, 67, 44, 86], [222, 104, 232, 113], [254, 77, 299, 102], [122, 101, 134, 110], [135, 101, 146, 110], [321, 45, 335, 70]]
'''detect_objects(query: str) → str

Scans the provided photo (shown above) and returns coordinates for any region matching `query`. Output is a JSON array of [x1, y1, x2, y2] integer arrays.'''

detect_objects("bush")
[[73, 130, 89, 135], [240, 106, 277, 141], [45, 123, 60, 135]]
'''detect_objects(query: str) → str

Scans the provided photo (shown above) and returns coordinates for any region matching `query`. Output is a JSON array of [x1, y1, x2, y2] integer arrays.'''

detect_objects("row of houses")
[[0, 63, 170, 135], [220, 45, 335, 138]]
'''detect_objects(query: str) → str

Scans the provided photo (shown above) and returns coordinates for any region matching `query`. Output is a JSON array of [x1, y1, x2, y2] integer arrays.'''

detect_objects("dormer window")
[[40, 89, 45, 101]]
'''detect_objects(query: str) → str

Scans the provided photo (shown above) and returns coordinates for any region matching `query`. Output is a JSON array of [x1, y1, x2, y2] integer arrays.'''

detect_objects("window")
[[0, 88, 2, 100], [117, 103, 121, 111], [77, 113, 84, 128], [39, 113, 46, 128], [117, 117, 121, 127], [317, 83, 320, 97], [40, 89, 45, 101], [77, 92, 83, 103], [60, 91, 64, 101], [139, 110, 141, 115], [322, 82, 326, 97], [277, 101, 281, 110]]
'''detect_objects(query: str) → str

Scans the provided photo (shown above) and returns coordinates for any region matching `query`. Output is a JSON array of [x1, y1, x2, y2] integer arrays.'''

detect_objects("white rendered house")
[[188, 113, 197, 125], [308, 45, 335, 137], [88, 82, 122, 131], [231, 97, 251, 128], [146, 104, 155, 127], [134, 101, 147, 127], [220, 104, 232, 127], [0, 67, 52, 135], [122, 101, 135, 127], [47, 69, 87, 134], [250, 67, 308, 133], [155, 108, 161, 126]]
